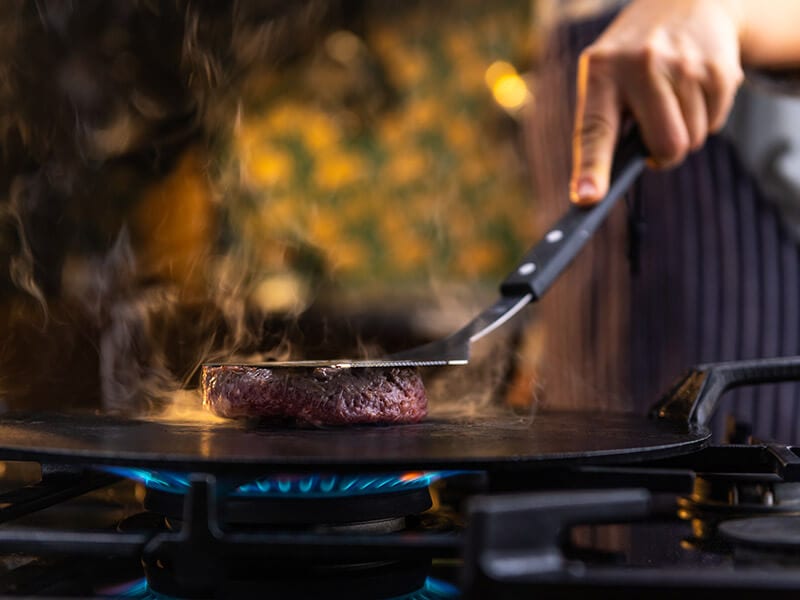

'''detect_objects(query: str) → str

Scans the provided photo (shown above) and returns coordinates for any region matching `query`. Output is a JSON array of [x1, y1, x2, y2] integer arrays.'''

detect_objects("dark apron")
[[528, 12, 800, 442]]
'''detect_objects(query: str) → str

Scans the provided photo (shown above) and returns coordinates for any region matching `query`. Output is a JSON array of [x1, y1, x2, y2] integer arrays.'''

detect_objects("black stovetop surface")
[[1, 442, 800, 598]]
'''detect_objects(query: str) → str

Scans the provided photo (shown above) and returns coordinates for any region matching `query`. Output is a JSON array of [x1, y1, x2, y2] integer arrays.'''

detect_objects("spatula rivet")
[[546, 229, 563, 243], [518, 262, 536, 275]]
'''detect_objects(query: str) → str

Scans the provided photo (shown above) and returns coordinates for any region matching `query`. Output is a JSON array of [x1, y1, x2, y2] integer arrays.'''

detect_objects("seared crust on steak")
[[201, 365, 427, 426]]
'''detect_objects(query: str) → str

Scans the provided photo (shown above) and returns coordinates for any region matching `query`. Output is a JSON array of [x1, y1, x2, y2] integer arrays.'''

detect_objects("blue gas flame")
[[101, 577, 459, 599], [99, 467, 464, 498], [393, 577, 460, 599]]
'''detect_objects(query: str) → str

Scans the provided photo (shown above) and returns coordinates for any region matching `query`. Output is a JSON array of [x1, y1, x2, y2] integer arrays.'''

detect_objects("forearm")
[[731, 0, 800, 67]]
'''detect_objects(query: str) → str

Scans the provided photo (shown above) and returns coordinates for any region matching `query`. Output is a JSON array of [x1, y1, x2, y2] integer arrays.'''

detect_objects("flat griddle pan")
[[0, 410, 706, 474], [0, 356, 797, 473]]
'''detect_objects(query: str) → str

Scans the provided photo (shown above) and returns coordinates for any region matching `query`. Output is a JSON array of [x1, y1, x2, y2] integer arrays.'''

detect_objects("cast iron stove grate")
[[0, 442, 800, 597]]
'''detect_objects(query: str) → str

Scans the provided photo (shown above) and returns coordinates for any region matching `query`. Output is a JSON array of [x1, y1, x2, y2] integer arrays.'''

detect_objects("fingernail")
[[571, 176, 598, 204]]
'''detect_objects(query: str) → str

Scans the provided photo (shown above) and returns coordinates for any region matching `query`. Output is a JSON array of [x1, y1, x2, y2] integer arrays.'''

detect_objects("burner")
[[98, 578, 149, 598], [102, 469, 451, 498], [100, 468, 459, 525], [145, 482, 433, 526], [719, 516, 800, 566], [101, 574, 459, 599], [677, 473, 800, 543], [100, 468, 453, 498]]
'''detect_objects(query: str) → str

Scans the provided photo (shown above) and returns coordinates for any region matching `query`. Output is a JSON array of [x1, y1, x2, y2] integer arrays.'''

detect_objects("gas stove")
[[1, 356, 800, 597]]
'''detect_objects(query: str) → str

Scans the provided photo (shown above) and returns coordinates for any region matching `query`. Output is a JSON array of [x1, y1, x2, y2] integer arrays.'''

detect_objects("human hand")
[[570, 0, 745, 205]]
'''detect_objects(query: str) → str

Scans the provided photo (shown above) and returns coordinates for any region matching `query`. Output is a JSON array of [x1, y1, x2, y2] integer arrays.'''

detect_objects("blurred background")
[[220, 0, 535, 306], [0, 0, 544, 415]]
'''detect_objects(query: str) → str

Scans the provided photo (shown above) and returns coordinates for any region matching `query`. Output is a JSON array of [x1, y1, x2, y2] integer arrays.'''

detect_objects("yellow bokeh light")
[[404, 98, 440, 128], [385, 47, 428, 87], [444, 117, 476, 149], [248, 148, 294, 187], [387, 231, 430, 272], [492, 74, 530, 110], [331, 239, 370, 273], [456, 241, 505, 277], [485, 60, 531, 111], [250, 273, 308, 314], [484, 60, 516, 88], [325, 30, 362, 64], [314, 152, 365, 191], [300, 112, 340, 151], [385, 151, 429, 186]]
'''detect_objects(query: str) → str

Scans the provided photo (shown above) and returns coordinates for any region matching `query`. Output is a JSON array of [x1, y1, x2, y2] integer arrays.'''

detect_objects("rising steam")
[[0, 1, 536, 422], [0, 1, 328, 415]]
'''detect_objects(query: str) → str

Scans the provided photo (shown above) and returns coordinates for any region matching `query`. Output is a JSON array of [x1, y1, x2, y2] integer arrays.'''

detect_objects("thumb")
[[571, 56, 621, 206]]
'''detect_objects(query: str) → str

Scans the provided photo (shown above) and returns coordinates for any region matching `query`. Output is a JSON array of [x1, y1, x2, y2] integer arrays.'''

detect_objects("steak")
[[201, 365, 427, 426]]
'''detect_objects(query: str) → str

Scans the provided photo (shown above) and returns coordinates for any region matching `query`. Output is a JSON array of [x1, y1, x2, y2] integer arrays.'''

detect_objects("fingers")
[[623, 50, 690, 168], [704, 61, 744, 132], [677, 80, 709, 151], [569, 0, 747, 206], [571, 50, 621, 206], [571, 45, 741, 206], [672, 63, 708, 151]]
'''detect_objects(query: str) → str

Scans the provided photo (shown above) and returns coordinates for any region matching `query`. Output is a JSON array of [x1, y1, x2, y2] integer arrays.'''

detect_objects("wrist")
[[723, 0, 800, 67], [715, 0, 748, 51]]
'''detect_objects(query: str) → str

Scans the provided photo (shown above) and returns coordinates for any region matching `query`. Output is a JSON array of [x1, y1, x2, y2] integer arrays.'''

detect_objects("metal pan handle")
[[651, 356, 800, 428], [500, 127, 647, 299]]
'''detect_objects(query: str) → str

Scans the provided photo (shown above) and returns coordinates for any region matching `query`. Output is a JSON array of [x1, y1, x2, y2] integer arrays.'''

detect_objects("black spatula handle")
[[500, 128, 647, 299]]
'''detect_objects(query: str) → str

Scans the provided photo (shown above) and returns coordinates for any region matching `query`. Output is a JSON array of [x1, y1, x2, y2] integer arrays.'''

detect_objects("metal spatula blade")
[[207, 129, 646, 370]]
